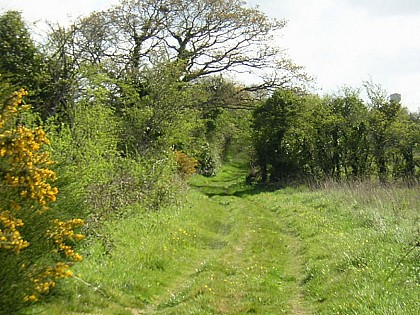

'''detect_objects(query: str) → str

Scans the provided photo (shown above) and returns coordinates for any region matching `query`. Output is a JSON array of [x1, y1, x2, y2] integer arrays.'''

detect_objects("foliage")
[[187, 77, 254, 176], [0, 88, 84, 314], [45, 65, 122, 223], [0, 11, 54, 119], [1, 6, 418, 314], [0, 11, 39, 89], [365, 82, 419, 180], [252, 89, 304, 182], [252, 87, 420, 183], [117, 62, 204, 157], [59, 0, 307, 90], [45, 64, 186, 238]]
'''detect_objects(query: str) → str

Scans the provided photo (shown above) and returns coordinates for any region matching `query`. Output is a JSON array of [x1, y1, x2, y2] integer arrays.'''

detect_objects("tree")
[[117, 61, 205, 157], [312, 89, 370, 179], [52, 0, 307, 90], [0, 11, 39, 87], [336, 90, 370, 178], [252, 89, 303, 182], [365, 82, 402, 180], [0, 11, 51, 117], [160, 0, 285, 82], [386, 107, 419, 179], [38, 25, 79, 120]]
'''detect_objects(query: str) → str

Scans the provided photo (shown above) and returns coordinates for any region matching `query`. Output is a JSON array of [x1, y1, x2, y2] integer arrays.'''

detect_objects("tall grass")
[[264, 180, 419, 314]]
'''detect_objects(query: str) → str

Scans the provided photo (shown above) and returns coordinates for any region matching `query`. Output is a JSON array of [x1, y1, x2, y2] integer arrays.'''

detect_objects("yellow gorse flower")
[[0, 88, 84, 303], [47, 218, 85, 262]]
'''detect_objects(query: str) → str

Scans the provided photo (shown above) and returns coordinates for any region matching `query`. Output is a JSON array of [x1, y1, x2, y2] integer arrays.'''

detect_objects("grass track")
[[142, 164, 313, 314], [31, 159, 419, 314]]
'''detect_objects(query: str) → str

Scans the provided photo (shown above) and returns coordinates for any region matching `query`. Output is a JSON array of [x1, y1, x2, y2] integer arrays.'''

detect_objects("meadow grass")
[[29, 162, 419, 314], [251, 181, 419, 314]]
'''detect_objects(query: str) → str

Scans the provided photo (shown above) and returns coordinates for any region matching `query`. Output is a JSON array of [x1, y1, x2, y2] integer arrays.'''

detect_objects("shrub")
[[0, 89, 84, 314], [175, 150, 199, 179], [195, 142, 218, 177]]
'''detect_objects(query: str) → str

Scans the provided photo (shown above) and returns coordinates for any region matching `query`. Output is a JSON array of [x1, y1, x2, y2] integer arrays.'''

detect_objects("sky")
[[1, 0, 419, 112]]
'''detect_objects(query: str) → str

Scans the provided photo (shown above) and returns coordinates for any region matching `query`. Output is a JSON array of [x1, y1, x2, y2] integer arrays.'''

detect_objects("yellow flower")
[[74, 234, 85, 241], [24, 295, 38, 302], [1, 88, 84, 303]]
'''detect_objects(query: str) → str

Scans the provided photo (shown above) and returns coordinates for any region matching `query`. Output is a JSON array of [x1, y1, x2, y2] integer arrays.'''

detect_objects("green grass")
[[250, 183, 419, 314], [30, 161, 419, 314]]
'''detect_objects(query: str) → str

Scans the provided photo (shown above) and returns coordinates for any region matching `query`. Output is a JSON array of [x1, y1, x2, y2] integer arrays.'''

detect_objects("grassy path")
[[36, 160, 419, 314], [139, 162, 313, 314]]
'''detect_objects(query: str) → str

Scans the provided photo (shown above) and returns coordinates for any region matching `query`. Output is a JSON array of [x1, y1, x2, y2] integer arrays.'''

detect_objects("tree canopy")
[[251, 87, 419, 183], [51, 0, 307, 90]]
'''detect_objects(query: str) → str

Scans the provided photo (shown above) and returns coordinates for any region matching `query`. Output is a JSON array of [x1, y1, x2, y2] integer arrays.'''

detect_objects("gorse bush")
[[175, 150, 199, 179], [0, 88, 84, 314]]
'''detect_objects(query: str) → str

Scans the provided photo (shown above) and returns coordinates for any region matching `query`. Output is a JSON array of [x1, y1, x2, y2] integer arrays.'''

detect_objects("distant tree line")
[[252, 86, 420, 183]]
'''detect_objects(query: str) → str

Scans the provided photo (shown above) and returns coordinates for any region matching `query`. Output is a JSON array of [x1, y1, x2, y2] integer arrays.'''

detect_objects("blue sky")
[[1, 0, 420, 111]]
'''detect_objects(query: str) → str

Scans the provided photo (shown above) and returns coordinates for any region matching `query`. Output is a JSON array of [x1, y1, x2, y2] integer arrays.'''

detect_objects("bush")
[[195, 142, 218, 177], [47, 93, 182, 253], [0, 89, 84, 314], [175, 150, 199, 179]]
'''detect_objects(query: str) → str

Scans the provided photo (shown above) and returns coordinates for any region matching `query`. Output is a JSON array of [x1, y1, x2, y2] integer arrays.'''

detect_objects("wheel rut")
[[139, 163, 313, 314]]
